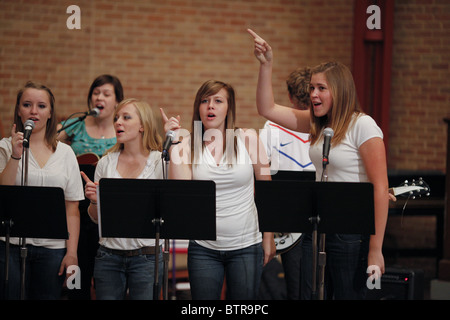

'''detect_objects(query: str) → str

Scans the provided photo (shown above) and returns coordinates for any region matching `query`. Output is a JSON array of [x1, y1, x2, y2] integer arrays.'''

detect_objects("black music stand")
[[0, 185, 67, 300], [270, 171, 315, 253], [271, 170, 316, 182], [97, 178, 216, 300], [255, 180, 374, 299]]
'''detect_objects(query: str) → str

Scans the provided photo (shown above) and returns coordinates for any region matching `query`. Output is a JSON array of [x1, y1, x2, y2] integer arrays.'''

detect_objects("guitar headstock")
[[395, 177, 431, 199]]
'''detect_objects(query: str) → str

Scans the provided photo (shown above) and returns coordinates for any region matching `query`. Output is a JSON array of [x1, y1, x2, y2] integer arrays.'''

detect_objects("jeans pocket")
[[95, 247, 112, 260], [334, 234, 363, 244]]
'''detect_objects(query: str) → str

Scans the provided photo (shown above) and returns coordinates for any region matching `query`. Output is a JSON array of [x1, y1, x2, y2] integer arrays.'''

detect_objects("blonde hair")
[[107, 98, 162, 154], [309, 61, 363, 146]]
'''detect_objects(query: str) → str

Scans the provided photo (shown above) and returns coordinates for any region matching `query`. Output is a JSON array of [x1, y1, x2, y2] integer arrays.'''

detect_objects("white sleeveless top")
[[193, 137, 262, 251]]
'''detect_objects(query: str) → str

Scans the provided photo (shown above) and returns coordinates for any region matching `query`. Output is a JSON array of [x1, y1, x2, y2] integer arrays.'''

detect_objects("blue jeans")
[[280, 236, 303, 299], [93, 246, 163, 300], [187, 241, 263, 300], [300, 233, 369, 300], [0, 242, 65, 300]]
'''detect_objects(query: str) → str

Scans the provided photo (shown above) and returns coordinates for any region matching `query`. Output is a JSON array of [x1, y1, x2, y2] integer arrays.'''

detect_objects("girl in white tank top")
[[160, 80, 276, 299]]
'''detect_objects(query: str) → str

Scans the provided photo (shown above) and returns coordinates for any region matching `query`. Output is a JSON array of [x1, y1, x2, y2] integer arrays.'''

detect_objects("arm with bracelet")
[[0, 125, 25, 185]]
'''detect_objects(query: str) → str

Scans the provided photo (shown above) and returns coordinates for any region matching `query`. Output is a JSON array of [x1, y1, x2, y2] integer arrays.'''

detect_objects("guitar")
[[388, 177, 430, 199], [274, 232, 302, 254], [274, 178, 430, 254], [77, 152, 100, 165]]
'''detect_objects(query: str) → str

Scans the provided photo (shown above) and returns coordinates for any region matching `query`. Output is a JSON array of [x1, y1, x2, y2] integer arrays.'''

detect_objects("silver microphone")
[[86, 108, 100, 117], [23, 119, 35, 148], [322, 127, 334, 167]]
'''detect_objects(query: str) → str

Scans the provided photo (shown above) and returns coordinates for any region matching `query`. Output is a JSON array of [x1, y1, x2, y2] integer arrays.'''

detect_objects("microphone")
[[57, 108, 100, 133], [85, 107, 100, 117], [162, 130, 176, 156], [322, 127, 334, 167], [23, 119, 35, 148]]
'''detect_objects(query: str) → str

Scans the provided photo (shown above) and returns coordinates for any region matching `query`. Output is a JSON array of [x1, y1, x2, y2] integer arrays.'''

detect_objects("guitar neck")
[[390, 185, 425, 197]]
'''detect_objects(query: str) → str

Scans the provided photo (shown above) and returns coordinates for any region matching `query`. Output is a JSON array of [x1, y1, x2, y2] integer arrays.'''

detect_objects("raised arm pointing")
[[247, 28, 310, 133]]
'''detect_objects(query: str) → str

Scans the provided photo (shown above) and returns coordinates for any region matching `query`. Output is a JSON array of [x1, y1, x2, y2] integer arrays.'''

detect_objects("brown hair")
[[191, 80, 238, 164], [87, 74, 124, 110], [14, 81, 58, 151], [286, 67, 311, 109]]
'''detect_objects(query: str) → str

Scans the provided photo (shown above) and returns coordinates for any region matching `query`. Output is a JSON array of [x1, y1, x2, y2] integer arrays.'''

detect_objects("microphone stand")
[[162, 151, 171, 300], [310, 158, 330, 300], [318, 164, 328, 300], [153, 149, 171, 300], [1, 218, 13, 300], [57, 113, 88, 134], [152, 172, 163, 300], [19, 145, 30, 300]]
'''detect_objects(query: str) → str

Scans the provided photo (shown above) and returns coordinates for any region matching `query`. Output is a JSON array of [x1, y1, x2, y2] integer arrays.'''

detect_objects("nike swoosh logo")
[[280, 142, 293, 147]]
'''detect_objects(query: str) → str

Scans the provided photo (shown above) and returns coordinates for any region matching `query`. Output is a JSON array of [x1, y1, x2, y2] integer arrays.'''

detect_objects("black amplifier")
[[365, 267, 424, 300]]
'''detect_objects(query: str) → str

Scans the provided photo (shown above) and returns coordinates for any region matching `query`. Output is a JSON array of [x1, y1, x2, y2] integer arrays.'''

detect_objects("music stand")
[[255, 180, 374, 299], [271, 170, 316, 182], [0, 185, 68, 299], [97, 178, 216, 300], [270, 171, 315, 253]]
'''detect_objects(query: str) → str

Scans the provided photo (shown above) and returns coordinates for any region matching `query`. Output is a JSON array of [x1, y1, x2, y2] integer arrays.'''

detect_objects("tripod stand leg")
[[153, 231, 161, 300], [19, 237, 27, 300], [163, 239, 170, 300], [2, 220, 12, 300], [311, 225, 319, 300], [318, 233, 326, 300]]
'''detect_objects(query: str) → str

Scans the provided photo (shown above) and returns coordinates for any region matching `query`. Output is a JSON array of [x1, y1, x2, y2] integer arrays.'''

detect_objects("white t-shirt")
[[0, 138, 84, 249], [309, 114, 383, 182], [193, 137, 262, 251], [263, 120, 315, 172], [94, 150, 164, 250]]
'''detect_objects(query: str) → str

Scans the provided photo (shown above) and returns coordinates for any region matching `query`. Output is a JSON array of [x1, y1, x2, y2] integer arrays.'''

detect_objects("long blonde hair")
[[309, 61, 363, 146], [107, 98, 162, 154]]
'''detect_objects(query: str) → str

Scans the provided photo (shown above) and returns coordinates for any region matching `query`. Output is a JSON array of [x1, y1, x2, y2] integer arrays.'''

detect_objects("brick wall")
[[389, 0, 450, 171], [0, 0, 448, 173]]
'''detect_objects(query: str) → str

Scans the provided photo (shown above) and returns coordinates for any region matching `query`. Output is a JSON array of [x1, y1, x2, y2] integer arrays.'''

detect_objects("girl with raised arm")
[[248, 29, 389, 300]]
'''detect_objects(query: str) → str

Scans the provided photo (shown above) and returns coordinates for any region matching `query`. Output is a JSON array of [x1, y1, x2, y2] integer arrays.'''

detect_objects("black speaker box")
[[365, 267, 424, 300]]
